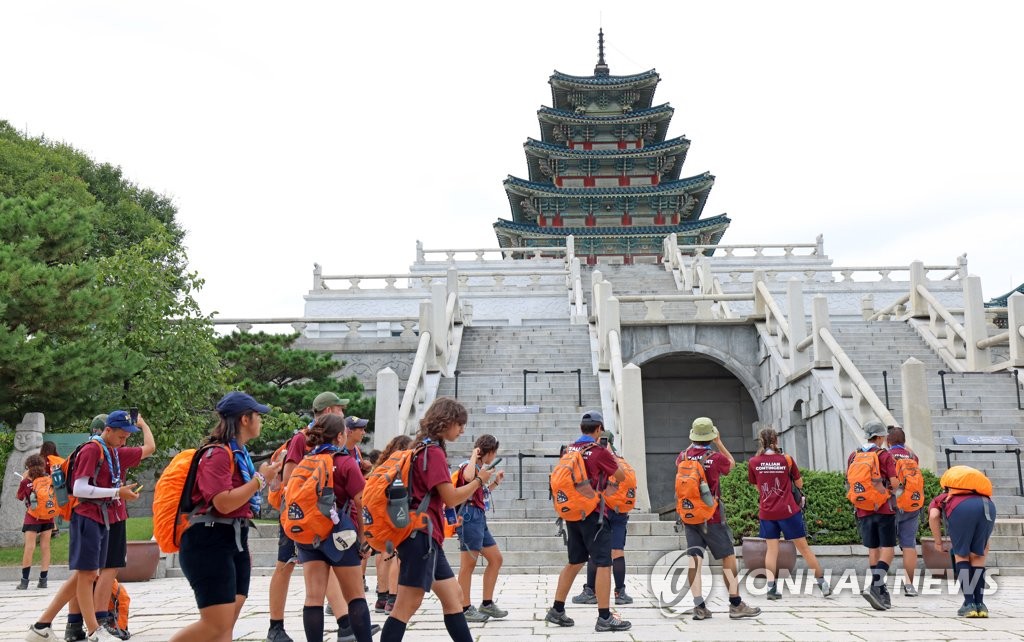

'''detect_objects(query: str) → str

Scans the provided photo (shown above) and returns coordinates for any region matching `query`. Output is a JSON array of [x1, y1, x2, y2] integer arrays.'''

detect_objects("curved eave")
[[493, 214, 731, 242], [538, 105, 674, 145], [523, 137, 690, 182], [504, 173, 713, 199], [986, 283, 1024, 307], [550, 70, 660, 112]]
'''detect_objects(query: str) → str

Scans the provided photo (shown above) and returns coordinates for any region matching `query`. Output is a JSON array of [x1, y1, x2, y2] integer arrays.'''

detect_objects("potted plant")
[[119, 516, 161, 582]]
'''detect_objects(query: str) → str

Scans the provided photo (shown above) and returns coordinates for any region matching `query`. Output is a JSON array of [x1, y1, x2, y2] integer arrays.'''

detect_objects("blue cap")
[[581, 410, 604, 427], [216, 391, 270, 417], [106, 410, 140, 433], [345, 416, 369, 430]]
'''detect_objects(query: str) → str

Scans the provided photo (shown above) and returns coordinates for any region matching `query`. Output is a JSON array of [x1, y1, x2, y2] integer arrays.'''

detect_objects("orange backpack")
[[153, 444, 233, 554], [550, 444, 601, 521], [940, 465, 993, 497], [604, 456, 637, 514], [893, 453, 925, 512], [675, 451, 717, 525], [27, 475, 58, 520], [281, 447, 344, 546], [108, 580, 130, 633], [267, 429, 308, 512], [362, 441, 434, 554], [846, 449, 891, 511]]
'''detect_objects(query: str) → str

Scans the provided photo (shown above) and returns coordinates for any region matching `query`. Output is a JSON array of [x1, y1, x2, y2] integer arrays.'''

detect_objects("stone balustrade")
[[315, 270, 568, 292], [414, 240, 567, 263], [212, 317, 419, 338]]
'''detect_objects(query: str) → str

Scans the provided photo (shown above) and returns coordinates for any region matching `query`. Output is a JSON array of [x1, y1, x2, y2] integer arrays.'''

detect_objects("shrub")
[[720, 461, 942, 545]]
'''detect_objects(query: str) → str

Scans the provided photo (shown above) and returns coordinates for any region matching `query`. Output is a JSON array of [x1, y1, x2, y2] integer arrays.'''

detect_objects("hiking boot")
[[880, 590, 892, 609], [816, 577, 832, 597], [544, 607, 574, 627], [729, 601, 761, 619], [766, 586, 782, 600], [17, 578, 29, 590], [692, 604, 713, 620], [462, 606, 490, 623], [373, 597, 387, 613], [958, 602, 978, 617], [595, 612, 632, 632], [614, 589, 634, 605], [571, 586, 597, 604], [37, 577, 48, 589], [338, 624, 380, 642], [63, 623, 85, 642], [265, 625, 293, 642], [478, 602, 508, 619], [861, 586, 886, 611], [25, 625, 57, 641], [972, 602, 989, 618]]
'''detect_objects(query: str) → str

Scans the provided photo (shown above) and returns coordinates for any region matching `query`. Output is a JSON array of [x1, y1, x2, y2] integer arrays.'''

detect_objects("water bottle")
[[699, 480, 715, 507], [51, 468, 68, 505], [29, 489, 39, 512], [387, 477, 410, 528]]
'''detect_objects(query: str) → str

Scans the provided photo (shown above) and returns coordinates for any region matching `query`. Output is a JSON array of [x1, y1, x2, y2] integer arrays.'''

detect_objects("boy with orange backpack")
[[846, 419, 900, 611], [676, 417, 760, 621], [544, 411, 631, 633], [16, 454, 56, 590], [887, 426, 925, 596]]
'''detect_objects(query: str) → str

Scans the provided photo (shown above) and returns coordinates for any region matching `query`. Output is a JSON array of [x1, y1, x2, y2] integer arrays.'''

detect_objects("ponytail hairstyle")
[[205, 412, 254, 446], [474, 434, 500, 457], [757, 427, 779, 456], [305, 414, 347, 448], [377, 435, 413, 465], [25, 454, 46, 480], [416, 396, 468, 452]]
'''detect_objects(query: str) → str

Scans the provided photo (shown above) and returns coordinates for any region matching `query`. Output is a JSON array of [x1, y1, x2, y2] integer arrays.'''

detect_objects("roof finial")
[[594, 28, 610, 77]]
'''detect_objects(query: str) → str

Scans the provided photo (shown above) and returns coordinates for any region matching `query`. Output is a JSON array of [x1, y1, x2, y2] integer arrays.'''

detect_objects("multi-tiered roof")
[[494, 30, 730, 264]]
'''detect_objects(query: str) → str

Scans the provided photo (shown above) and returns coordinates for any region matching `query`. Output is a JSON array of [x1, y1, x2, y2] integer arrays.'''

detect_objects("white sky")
[[4, 1, 1022, 319]]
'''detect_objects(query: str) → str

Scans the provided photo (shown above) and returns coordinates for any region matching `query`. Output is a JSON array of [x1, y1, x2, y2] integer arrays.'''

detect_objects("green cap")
[[689, 417, 719, 441], [90, 414, 108, 433], [312, 391, 349, 413]]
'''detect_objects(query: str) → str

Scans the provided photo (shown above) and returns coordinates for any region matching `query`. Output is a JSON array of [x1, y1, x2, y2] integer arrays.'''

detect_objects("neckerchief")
[[90, 436, 121, 491], [229, 439, 260, 516]]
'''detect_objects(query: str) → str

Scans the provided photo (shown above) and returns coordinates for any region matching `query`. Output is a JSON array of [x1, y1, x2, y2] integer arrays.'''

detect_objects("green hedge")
[[719, 461, 941, 545]]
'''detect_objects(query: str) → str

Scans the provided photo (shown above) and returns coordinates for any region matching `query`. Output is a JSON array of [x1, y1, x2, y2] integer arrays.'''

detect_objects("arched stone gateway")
[[619, 324, 763, 512]]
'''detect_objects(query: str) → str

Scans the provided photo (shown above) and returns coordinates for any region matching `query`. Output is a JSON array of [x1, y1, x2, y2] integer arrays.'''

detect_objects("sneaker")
[[972, 602, 989, 618], [903, 583, 918, 597], [266, 626, 293, 642], [325, 605, 333, 617], [571, 586, 597, 604], [478, 602, 508, 619], [87, 629, 119, 642], [692, 604, 713, 620], [25, 625, 58, 641], [384, 597, 396, 615], [101, 619, 129, 641], [373, 598, 387, 613], [958, 602, 978, 617], [64, 623, 86, 642], [594, 613, 632, 632], [17, 578, 30, 590], [880, 590, 892, 609], [861, 587, 886, 611], [37, 577, 48, 589], [614, 589, 634, 605], [766, 586, 782, 600], [729, 601, 761, 619], [816, 578, 832, 598], [337, 624, 380, 642], [544, 607, 574, 627], [462, 606, 490, 623]]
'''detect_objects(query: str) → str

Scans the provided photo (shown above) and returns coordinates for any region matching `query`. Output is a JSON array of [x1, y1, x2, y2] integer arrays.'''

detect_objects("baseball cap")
[[345, 416, 369, 430], [313, 391, 350, 412], [863, 420, 887, 439], [581, 410, 604, 427], [90, 414, 108, 433], [689, 417, 719, 441], [106, 410, 140, 433], [216, 391, 270, 417]]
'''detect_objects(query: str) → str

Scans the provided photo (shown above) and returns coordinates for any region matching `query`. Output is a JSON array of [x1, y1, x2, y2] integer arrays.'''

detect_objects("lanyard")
[[90, 436, 121, 488]]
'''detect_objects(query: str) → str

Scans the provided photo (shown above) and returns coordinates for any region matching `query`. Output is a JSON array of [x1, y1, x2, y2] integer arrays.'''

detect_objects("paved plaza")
[[2, 572, 1023, 641]]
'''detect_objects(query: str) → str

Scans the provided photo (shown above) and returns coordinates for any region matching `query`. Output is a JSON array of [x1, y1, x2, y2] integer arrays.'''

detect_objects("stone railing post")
[[594, 280, 611, 370], [962, 275, 991, 371], [374, 368, 400, 451], [815, 234, 824, 256], [787, 278, 809, 370], [313, 263, 322, 290], [1009, 292, 1024, 367], [752, 270, 767, 317], [861, 294, 875, 321], [419, 301, 438, 372], [415, 240, 424, 263], [909, 260, 928, 317], [620, 363, 651, 511], [601, 297, 620, 373], [901, 357, 936, 471], [566, 235, 575, 264], [699, 257, 714, 294], [811, 295, 833, 368]]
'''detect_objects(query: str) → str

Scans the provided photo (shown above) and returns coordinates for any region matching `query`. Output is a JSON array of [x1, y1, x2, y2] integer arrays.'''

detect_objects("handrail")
[[978, 331, 1010, 350], [867, 293, 911, 321], [819, 327, 898, 426], [916, 284, 967, 340], [398, 331, 432, 434], [756, 281, 792, 340]]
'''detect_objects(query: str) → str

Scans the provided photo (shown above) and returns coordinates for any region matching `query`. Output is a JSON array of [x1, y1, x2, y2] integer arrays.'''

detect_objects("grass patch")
[[0, 517, 153, 567]]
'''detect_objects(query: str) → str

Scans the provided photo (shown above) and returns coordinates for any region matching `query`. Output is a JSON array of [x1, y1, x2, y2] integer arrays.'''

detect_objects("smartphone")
[[133, 485, 145, 493], [485, 457, 503, 470], [599, 437, 609, 447], [129, 407, 139, 424]]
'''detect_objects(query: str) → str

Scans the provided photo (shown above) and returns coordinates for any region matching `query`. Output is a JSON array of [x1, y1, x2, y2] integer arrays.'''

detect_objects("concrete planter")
[[120, 540, 160, 582], [920, 536, 954, 578]]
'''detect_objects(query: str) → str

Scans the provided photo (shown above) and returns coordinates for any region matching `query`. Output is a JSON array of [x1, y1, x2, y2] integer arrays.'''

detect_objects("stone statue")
[[1, 413, 45, 546]]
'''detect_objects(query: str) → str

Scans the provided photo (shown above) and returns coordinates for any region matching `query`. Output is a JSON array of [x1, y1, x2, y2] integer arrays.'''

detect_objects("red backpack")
[[550, 444, 601, 521]]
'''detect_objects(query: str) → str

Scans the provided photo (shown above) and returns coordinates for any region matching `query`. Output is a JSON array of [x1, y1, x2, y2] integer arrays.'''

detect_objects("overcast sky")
[[4, 1, 1021, 320]]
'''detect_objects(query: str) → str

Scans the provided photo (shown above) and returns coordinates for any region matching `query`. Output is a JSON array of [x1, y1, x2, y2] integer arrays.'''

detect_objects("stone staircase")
[[583, 263, 700, 321]]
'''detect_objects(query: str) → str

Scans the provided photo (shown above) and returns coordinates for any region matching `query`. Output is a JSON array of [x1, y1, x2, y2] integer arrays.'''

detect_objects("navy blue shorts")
[[947, 496, 996, 557], [178, 523, 251, 609], [759, 513, 808, 541], [608, 511, 629, 551], [277, 524, 297, 564], [896, 510, 921, 549], [22, 522, 55, 533], [566, 511, 612, 567], [296, 539, 361, 567], [68, 512, 108, 571], [857, 513, 897, 549], [457, 506, 496, 552], [396, 534, 454, 592]]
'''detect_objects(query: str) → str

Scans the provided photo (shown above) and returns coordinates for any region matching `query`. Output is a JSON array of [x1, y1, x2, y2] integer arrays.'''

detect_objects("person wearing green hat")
[[89, 414, 108, 436], [676, 417, 761, 621]]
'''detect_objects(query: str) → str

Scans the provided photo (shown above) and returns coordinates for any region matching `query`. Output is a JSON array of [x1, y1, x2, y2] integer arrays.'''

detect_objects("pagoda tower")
[[494, 30, 730, 265]]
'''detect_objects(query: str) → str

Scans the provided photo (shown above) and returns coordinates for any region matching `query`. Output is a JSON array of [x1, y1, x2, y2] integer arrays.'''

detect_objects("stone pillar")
[[1, 413, 45, 546], [374, 368, 400, 451], [909, 260, 928, 318], [787, 278, 809, 370], [419, 301, 437, 372], [901, 357, 936, 471], [312, 263, 322, 291], [566, 235, 575, 263], [431, 282, 447, 366], [752, 270, 767, 316], [620, 364, 652, 512], [594, 280, 611, 370], [811, 295, 833, 368], [962, 275, 991, 371], [1009, 292, 1024, 367], [415, 240, 424, 263]]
